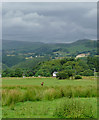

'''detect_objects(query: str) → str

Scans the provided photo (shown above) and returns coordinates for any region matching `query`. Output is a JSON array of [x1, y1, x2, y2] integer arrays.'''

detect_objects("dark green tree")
[[15, 68, 23, 77]]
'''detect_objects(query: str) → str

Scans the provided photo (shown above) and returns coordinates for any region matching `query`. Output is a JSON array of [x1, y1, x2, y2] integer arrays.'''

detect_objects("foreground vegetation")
[[3, 98, 97, 118], [2, 77, 97, 118], [2, 85, 97, 106]]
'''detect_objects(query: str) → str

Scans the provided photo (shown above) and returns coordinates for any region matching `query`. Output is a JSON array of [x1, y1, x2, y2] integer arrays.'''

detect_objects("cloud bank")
[[2, 2, 97, 43]]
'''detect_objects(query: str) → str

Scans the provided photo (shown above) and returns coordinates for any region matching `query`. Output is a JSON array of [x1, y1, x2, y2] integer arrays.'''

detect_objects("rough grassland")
[[3, 98, 97, 118], [2, 77, 97, 118]]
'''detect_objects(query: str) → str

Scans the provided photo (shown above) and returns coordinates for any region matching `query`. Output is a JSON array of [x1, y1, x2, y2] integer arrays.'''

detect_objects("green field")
[[2, 76, 97, 86], [2, 77, 97, 118]]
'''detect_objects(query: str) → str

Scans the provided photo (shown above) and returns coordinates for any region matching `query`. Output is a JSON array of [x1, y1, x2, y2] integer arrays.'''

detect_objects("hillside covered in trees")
[[2, 56, 98, 78], [2, 39, 97, 67], [2, 39, 98, 78]]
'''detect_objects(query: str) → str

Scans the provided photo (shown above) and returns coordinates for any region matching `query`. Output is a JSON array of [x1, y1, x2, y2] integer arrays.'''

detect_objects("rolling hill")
[[2, 39, 97, 68]]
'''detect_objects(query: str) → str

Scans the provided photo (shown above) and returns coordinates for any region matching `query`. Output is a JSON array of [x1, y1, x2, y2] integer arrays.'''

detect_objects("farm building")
[[76, 53, 90, 59], [0, 74, 1, 78], [23, 76, 25, 78], [53, 72, 58, 77]]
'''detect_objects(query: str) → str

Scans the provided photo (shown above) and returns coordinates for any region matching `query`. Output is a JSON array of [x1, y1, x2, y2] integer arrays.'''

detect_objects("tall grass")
[[53, 98, 97, 118], [43, 88, 62, 100], [2, 85, 97, 106]]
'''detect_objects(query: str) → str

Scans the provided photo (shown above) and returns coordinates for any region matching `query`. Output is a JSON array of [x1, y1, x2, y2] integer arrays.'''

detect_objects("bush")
[[2, 68, 23, 77], [15, 68, 23, 77], [81, 69, 94, 76], [53, 98, 96, 118], [56, 71, 69, 79], [56, 69, 75, 80], [75, 75, 82, 79]]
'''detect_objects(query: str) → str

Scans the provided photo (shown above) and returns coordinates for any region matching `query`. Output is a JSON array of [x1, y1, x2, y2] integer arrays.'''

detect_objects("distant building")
[[76, 53, 90, 59], [76, 54, 86, 58], [25, 56, 33, 59], [23, 76, 25, 78], [53, 72, 58, 77], [0, 74, 2, 78]]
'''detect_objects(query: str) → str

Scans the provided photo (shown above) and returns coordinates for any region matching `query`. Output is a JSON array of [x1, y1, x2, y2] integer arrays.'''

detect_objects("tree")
[[15, 68, 23, 77], [56, 71, 69, 79], [56, 69, 75, 80], [2, 69, 11, 77], [10, 69, 15, 77], [81, 69, 94, 76], [35, 69, 51, 77]]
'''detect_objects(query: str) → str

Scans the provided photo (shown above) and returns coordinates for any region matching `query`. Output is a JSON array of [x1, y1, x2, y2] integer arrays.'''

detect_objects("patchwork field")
[[2, 77, 97, 118]]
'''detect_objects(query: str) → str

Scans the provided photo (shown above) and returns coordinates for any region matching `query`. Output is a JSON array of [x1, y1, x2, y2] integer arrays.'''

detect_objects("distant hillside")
[[12, 56, 50, 70], [3, 39, 97, 50], [2, 39, 97, 68], [71, 39, 97, 48], [2, 40, 44, 51]]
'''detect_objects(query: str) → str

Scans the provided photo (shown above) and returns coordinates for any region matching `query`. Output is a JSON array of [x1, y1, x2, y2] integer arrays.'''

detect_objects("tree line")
[[2, 56, 99, 78]]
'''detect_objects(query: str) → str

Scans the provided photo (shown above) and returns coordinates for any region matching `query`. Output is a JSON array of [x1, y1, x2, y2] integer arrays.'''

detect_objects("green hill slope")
[[2, 39, 97, 68]]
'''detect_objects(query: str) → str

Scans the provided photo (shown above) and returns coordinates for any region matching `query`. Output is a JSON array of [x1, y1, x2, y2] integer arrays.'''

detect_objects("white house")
[[53, 72, 58, 77], [76, 53, 90, 59], [0, 74, 1, 78], [76, 54, 86, 58], [23, 76, 25, 78]]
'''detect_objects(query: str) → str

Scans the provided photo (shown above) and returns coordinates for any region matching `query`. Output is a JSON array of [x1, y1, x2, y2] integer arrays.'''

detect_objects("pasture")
[[2, 76, 97, 86], [2, 77, 97, 118]]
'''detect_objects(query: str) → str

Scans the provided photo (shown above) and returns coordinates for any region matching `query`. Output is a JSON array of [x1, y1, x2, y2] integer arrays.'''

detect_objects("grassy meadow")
[[2, 77, 97, 118]]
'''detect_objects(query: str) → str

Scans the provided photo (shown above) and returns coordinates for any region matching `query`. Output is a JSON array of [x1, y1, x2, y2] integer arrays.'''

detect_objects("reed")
[[2, 85, 97, 106]]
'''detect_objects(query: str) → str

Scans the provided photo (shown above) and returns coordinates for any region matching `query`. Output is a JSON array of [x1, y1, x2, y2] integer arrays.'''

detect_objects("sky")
[[2, 2, 97, 43]]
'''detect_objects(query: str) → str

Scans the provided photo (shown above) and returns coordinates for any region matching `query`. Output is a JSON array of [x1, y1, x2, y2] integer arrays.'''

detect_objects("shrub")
[[15, 68, 23, 77], [81, 69, 94, 76], [75, 75, 82, 79], [56, 71, 69, 79], [53, 98, 96, 118], [56, 69, 75, 79]]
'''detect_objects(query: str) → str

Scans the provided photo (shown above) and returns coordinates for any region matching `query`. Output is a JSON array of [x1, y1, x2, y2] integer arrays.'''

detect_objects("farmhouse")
[[23, 76, 25, 78], [53, 72, 58, 77], [76, 53, 90, 59], [0, 74, 2, 78], [76, 54, 86, 58]]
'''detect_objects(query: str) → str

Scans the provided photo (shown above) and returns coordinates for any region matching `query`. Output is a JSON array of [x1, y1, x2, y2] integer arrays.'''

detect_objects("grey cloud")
[[84, 8, 97, 18], [2, 2, 97, 43]]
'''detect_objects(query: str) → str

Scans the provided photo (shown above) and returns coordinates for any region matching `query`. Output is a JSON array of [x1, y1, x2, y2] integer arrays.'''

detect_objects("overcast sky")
[[2, 2, 97, 43]]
